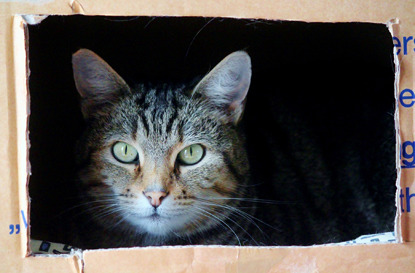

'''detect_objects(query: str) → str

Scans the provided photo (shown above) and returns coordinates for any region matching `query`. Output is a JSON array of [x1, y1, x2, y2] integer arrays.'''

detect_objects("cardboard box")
[[2, 0, 415, 272]]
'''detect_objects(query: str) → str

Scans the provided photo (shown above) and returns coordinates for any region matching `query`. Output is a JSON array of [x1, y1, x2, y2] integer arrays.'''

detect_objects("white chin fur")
[[127, 212, 193, 237], [141, 218, 171, 236], [125, 197, 198, 237]]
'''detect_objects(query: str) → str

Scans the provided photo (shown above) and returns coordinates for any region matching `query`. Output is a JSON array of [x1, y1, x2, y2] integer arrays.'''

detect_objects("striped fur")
[[72, 49, 256, 248]]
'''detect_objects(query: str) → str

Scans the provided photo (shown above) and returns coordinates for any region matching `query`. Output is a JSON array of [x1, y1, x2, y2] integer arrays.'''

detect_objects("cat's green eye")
[[177, 144, 205, 165], [112, 142, 139, 164]]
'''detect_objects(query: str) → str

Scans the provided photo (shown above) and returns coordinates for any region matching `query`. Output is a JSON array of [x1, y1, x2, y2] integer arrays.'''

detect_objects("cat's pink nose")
[[143, 191, 168, 207]]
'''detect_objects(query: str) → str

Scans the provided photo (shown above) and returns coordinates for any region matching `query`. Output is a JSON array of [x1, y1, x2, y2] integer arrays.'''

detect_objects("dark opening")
[[28, 16, 396, 249]]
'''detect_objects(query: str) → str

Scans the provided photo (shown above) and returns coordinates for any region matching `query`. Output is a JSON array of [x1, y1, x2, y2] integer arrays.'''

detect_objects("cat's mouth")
[[146, 211, 171, 221], [127, 207, 192, 236], [149, 213, 160, 219]]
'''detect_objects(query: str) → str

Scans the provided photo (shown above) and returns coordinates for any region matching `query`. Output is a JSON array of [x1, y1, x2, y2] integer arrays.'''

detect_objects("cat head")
[[72, 49, 252, 242]]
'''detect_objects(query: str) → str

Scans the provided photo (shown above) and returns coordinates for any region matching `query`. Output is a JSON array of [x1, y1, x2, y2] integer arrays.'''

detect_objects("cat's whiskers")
[[69, 205, 126, 228], [108, 210, 132, 230], [192, 207, 242, 246], [196, 202, 260, 245], [88, 208, 129, 229], [210, 208, 258, 245], [201, 197, 294, 205], [198, 198, 285, 232], [197, 199, 281, 234], [197, 200, 263, 233], [88, 204, 123, 220], [60, 197, 120, 220], [70, 195, 124, 222], [55, 198, 116, 217]]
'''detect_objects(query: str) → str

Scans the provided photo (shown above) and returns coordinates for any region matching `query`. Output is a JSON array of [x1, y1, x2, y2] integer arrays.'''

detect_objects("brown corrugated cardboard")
[[1, 0, 415, 272]]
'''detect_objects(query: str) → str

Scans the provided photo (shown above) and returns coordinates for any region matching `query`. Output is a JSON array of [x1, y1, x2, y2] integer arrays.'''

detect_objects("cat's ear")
[[72, 49, 130, 118], [193, 51, 252, 124]]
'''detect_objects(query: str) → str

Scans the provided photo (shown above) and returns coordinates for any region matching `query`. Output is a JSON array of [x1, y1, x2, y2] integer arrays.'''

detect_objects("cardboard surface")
[[82, 244, 415, 273], [1, 0, 415, 272]]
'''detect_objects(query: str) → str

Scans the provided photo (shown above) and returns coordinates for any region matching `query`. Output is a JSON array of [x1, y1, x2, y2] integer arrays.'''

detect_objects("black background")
[[28, 16, 396, 246]]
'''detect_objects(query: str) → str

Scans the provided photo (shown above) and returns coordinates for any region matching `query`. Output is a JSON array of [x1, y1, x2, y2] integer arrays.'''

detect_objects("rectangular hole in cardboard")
[[25, 15, 398, 254]]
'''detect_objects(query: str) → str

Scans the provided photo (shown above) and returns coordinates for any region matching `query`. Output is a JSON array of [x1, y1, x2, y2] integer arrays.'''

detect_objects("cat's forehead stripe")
[[166, 96, 179, 134], [132, 87, 186, 147], [138, 114, 150, 136]]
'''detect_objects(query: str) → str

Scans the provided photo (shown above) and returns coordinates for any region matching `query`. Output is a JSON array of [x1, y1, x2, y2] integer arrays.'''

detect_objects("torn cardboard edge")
[[28, 233, 399, 273], [21, 15, 48, 25], [13, 14, 31, 258], [388, 19, 403, 244], [14, 14, 403, 259], [30, 231, 398, 256]]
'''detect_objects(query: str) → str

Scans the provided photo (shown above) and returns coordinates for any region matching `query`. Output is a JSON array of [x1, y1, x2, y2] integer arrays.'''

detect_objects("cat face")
[[72, 49, 252, 241]]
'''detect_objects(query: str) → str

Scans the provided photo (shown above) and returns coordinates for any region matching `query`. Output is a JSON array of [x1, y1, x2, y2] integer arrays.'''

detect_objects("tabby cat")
[[72, 49, 254, 248], [71, 49, 395, 249]]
